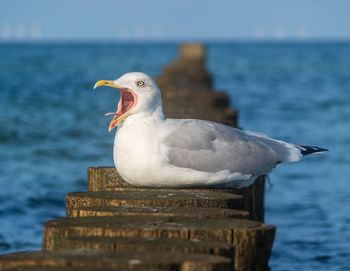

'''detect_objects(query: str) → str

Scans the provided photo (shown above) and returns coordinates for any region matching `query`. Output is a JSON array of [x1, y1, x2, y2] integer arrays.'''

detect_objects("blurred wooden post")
[[157, 43, 238, 127]]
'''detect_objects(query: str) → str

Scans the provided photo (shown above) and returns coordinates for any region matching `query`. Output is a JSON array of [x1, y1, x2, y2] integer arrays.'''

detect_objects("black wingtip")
[[295, 145, 329, 156]]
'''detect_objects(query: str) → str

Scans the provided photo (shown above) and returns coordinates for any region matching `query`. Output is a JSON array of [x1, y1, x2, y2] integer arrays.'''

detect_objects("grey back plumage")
[[162, 119, 292, 176]]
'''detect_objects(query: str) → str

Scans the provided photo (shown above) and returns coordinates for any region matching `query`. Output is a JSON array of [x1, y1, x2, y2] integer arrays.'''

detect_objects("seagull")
[[94, 72, 327, 188]]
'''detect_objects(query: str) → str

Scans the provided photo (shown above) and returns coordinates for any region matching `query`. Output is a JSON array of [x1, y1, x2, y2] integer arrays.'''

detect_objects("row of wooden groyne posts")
[[0, 44, 275, 271]]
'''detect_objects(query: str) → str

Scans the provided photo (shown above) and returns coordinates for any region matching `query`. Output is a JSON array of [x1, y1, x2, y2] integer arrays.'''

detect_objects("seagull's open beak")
[[94, 80, 138, 131]]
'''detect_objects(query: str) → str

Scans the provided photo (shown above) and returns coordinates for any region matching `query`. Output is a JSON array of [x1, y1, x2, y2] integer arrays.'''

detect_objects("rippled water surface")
[[0, 42, 349, 270]]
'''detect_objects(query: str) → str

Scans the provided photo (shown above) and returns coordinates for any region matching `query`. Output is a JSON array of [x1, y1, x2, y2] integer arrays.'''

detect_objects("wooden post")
[[87, 167, 265, 222], [0, 251, 233, 271], [68, 206, 249, 220], [87, 167, 126, 192], [46, 237, 235, 257], [43, 216, 275, 271], [66, 190, 243, 210], [66, 189, 249, 219]]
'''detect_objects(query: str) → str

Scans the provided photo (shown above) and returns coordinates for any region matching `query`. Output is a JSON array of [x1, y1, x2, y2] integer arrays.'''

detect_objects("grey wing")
[[162, 119, 283, 176]]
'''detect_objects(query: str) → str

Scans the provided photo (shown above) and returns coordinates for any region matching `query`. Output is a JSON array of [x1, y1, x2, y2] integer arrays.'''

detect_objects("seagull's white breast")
[[113, 117, 166, 186]]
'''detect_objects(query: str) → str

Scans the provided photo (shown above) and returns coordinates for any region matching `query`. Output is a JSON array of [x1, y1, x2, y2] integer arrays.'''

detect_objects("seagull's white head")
[[94, 72, 162, 131]]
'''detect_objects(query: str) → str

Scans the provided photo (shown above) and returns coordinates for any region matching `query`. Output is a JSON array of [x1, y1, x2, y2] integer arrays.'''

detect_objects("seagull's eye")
[[136, 80, 145, 87]]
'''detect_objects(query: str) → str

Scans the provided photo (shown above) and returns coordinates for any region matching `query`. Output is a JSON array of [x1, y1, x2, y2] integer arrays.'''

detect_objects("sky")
[[0, 0, 349, 41]]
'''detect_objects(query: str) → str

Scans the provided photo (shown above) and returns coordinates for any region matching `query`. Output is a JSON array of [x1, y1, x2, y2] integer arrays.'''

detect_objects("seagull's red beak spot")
[[93, 80, 138, 131]]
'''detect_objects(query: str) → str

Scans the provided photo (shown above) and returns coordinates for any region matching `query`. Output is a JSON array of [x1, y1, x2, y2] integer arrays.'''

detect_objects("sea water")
[[0, 42, 349, 271]]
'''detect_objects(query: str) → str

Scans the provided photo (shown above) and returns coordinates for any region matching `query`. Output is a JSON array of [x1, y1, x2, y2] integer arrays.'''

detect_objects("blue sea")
[[0, 42, 349, 271]]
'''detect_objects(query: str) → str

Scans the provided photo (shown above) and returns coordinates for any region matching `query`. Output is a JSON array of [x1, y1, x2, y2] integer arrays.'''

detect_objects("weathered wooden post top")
[[0, 43, 275, 271]]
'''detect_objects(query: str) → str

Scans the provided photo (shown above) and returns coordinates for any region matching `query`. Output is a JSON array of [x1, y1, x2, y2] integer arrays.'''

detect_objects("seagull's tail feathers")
[[294, 145, 329, 156], [246, 131, 328, 163]]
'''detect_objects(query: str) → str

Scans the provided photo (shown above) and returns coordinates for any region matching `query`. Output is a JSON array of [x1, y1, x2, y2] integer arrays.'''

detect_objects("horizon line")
[[1, 37, 350, 44]]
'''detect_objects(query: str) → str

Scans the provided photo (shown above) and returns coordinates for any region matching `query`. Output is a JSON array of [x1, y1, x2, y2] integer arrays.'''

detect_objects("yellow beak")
[[93, 80, 124, 90]]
